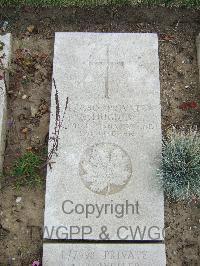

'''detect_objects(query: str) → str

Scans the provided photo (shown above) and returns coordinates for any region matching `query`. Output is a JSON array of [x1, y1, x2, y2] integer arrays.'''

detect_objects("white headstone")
[[43, 243, 166, 265], [44, 32, 164, 241], [196, 33, 200, 82], [0, 34, 11, 174]]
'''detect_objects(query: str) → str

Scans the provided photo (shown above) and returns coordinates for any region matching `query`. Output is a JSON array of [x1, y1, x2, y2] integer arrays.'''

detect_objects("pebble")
[[16, 197, 22, 203], [22, 94, 27, 100], [2, 21, 8, 31], [31, 106, 37, 117], [27, 25, 35, 33]]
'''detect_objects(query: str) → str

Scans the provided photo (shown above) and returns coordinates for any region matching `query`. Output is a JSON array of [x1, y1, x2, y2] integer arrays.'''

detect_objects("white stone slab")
[[43, 243, 166, 266], [196, 33, 200, 82], [0, 34, 11, 173], [44, 32, 164, 240]]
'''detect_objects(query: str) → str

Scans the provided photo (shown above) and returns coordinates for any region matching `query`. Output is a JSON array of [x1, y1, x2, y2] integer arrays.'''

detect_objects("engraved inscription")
[[62, 248, 148, 265], [64, 103, 159, 138], [89, 45, 124, 98]]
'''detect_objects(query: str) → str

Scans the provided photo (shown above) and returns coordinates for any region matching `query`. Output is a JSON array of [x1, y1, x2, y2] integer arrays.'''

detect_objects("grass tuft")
[[159, 129, 200, 201], [12, 151, 43, 189]]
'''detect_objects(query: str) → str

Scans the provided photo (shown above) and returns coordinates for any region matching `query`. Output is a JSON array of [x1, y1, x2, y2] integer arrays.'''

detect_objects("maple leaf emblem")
[[79, 143, 132, 195]]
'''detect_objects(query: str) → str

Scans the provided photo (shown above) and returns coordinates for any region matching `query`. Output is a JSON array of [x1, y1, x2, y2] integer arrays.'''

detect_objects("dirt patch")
[[0, 6, 200, 266], [0, 37, 53, 265]]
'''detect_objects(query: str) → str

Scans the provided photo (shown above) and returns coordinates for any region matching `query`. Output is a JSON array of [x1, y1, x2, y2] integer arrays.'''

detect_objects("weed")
[[159, 129, 200, 201], [12, 151, 43, 189]]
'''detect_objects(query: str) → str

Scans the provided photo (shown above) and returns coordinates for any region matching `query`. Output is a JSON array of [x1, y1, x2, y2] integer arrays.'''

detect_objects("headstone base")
[[43, 243, 166, 266]]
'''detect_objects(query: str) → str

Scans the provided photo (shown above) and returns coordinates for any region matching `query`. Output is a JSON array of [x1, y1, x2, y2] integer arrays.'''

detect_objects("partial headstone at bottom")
[[0, 33, 12, 174], [43, 243, 166, 266]]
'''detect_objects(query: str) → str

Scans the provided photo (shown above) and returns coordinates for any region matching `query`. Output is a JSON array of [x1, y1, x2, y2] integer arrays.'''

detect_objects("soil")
[[0, 5, 200, 266]]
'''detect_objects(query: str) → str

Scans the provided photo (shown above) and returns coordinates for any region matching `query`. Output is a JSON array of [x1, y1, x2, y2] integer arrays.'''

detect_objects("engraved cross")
[[89, 45, 124, 98]]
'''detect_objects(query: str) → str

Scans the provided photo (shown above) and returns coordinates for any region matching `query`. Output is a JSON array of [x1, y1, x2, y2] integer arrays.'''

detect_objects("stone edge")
[[42, 243, 166, 265], [0, 33, 12, 178], [196, 33, 200, 83]]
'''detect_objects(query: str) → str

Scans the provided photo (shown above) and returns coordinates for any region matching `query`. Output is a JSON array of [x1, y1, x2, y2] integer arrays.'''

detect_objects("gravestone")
[[43, 32, 165, 265], [196, 33, 200, 82], [0, 34, 11, 174], [43, 243, 166, 265]]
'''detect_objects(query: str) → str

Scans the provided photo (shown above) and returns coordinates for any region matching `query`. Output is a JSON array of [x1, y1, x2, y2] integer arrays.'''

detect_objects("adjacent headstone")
[[43, 32, 165, 265], [43, 243, 166, 265], [196, 33, 200, 82], [0, 34, 11, 174]]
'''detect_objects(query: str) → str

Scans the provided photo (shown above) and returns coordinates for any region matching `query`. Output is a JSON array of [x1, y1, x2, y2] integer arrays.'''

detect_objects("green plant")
[[159, 129, 200, 201], [12, 151, 43, 189]]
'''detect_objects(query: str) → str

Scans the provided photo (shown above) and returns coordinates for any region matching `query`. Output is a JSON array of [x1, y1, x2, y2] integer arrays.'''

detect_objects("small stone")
[[27, 25, 35, 33], [1, 21, 8, 31], [22, 94, 27, 100], [31, 106, 37, 117], [21, 127, 28, 134], [16, 197, 22, 203]]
